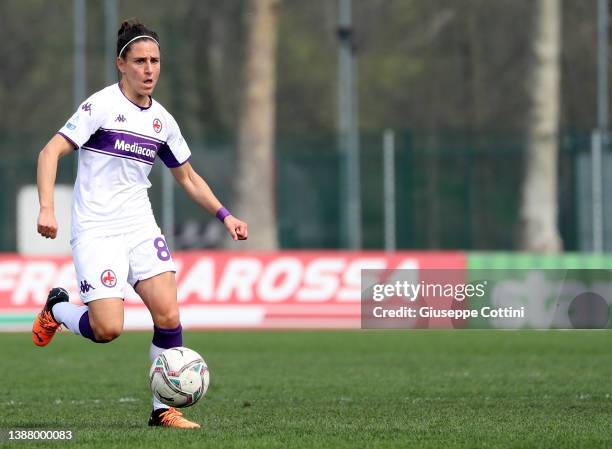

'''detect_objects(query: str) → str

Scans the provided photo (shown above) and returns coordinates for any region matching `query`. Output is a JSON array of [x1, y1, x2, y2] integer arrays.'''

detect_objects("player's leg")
[[136, 272, 182, 380], [33, 234, 128, 346], [48, 297, 124, 342], [137, 271, 182, 355], [83, 298, 125, 342], [127, 227, 199, 428], [136, 272, 200, 429], [33, 292, 125, 344]]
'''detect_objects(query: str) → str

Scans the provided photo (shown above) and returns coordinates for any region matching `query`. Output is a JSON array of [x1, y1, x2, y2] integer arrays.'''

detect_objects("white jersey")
[[58, 84, 191, 241]]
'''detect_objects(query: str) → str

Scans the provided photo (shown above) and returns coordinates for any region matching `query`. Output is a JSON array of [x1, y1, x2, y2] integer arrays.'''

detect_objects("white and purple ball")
[[149, 347, 209, 408]]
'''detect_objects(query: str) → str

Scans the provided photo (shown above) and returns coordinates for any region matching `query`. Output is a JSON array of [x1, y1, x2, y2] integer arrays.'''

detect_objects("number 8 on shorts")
[[154, 237, 171, 261]]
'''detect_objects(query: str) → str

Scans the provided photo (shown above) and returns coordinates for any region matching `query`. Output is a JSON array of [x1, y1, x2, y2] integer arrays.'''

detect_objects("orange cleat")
[[32, 287, 69, 347], [148, 407, 201, 429]]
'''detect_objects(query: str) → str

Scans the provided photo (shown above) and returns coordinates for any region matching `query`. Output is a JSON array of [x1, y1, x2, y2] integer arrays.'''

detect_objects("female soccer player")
[[32, 19, 247, 429]]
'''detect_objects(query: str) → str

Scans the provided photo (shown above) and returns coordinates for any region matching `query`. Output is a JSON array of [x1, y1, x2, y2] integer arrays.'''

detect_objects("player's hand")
[[224, 216, 248, 241], [37, 207, 58, 239]]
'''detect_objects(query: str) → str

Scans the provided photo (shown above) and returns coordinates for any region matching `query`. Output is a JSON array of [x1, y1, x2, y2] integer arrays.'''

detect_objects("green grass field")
[[1, 330, 612, 448]]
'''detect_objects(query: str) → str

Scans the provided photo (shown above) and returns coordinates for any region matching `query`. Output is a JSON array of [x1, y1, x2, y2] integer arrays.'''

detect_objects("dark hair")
[[116, 19, 160, 58]]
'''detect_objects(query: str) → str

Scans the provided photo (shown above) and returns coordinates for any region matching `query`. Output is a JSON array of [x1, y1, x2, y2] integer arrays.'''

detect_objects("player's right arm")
[[37, 134, 75, 239]]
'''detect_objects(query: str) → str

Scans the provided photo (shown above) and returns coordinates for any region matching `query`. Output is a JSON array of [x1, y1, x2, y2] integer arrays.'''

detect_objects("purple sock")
[[152, 324, 183, 349], [78, 311, 100, 343]]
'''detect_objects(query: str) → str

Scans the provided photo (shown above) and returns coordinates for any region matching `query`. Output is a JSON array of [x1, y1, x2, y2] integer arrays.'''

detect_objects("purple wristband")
[[216, 207, 231, 222]]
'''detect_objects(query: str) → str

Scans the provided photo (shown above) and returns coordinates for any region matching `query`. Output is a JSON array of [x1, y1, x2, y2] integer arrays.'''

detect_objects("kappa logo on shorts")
[[100, 269, 117, 288], [80, 280, 95, 294]]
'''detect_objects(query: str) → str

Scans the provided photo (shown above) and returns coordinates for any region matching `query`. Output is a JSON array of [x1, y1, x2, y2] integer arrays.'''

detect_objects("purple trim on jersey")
[[82, 128, 161, 165], [158, 146, 190, 168], [117, 83, 152, 111], [99, 127, 165, 144], [152, 324, 183, 349], [57, 132, 79, 150], [176, 155, 191, 167], [82, 146, 155, 165]]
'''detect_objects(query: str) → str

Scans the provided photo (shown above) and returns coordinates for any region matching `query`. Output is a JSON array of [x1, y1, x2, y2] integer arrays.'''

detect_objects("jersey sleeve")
[[158, 113, 191, 168], [57, 95, 106, 149]]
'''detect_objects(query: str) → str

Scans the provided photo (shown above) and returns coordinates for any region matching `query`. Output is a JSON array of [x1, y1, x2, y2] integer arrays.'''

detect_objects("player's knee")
[[92, 323, 123, 343], [154, 310, 180, 329]]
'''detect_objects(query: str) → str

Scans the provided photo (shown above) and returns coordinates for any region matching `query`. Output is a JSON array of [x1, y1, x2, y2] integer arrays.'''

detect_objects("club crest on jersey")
[[100, 270, 117, 288], [153, 118, 162, 133], [81, 102, 92, 115], [115, 114, 127, 123]]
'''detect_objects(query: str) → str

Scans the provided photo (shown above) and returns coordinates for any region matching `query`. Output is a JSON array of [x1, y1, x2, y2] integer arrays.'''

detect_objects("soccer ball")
[[149, 347, 210, 408]]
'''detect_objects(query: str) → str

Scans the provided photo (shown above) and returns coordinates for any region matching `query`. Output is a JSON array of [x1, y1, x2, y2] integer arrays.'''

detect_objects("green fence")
[[0, 130, 590, 251], [276, 130, 589, 250]]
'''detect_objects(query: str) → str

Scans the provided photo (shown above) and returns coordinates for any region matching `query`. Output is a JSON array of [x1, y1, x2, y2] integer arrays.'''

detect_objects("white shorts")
[[71, 225, 176, 303]]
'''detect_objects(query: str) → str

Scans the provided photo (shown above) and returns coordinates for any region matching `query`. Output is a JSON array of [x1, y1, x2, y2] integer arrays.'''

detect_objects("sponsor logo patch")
[[114, 139, 157, 158]]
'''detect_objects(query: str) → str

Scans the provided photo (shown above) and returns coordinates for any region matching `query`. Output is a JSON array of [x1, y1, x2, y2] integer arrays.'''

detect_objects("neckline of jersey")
[[116, 83, 153, 111]]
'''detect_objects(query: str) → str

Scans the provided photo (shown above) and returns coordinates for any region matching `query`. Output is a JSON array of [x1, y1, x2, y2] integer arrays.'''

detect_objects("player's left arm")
[[170, 162, 248, 241]]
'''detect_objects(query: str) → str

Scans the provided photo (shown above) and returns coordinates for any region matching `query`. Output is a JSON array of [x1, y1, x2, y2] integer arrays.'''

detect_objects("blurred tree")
[[0, 1, 73, 139], [233, 0, 280, 249], [0, 1, 601, 140], [519, 0, 563, 252], [187, 0, 245, 133]]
